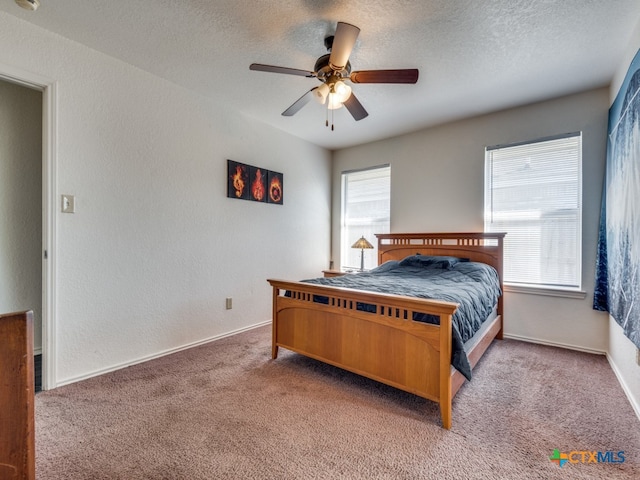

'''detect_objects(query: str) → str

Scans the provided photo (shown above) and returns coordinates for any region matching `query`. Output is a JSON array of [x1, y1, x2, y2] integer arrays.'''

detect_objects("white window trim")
[[503, 283, 587, 299]]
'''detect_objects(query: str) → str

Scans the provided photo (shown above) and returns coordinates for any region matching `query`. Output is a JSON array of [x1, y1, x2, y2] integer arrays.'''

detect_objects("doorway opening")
[[0, 66, 57, 390]]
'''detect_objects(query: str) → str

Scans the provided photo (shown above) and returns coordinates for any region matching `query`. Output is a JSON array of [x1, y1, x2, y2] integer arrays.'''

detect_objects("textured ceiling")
[[2, 0, 640, 150]]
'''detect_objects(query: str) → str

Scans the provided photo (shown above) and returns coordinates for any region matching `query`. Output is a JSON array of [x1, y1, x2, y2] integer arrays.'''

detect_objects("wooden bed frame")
[[267, 232, 505, 429]]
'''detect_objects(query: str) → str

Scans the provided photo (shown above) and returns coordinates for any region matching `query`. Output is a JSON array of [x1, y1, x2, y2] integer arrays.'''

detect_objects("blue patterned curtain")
[[593, 179, 608, 312], [594, 49, 640, 349]]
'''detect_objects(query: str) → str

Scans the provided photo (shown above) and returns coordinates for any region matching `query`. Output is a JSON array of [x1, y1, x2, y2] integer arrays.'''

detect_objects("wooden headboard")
[[376, 232, 506, 298], [377, 232, 504, 271]]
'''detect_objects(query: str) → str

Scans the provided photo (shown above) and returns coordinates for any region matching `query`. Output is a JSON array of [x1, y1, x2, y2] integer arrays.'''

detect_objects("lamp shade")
[[313, 83, 330, 104], [327, 81, 352, 110], [333, 81, 352, 103], [351, 236, 374, 249], [15, 0, 40, 10]]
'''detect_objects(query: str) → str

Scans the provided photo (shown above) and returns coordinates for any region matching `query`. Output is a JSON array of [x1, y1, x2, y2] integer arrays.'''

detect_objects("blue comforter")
[[300, 256, 501, 380]]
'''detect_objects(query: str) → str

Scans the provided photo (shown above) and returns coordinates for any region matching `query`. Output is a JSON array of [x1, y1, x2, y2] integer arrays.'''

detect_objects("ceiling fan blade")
[[282, 88, 317, 116], [343, 92, 368, 121], [329, 22, 360, 70], [250, 63, 316, 77], [350, 69, 419, 84]]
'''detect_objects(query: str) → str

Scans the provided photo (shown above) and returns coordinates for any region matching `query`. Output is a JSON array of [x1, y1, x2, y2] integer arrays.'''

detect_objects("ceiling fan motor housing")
[[314, 53, 351, 83]]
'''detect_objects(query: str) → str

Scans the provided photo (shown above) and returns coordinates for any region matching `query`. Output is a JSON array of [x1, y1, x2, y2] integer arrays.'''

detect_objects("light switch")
[[61, 194, 75, 213]]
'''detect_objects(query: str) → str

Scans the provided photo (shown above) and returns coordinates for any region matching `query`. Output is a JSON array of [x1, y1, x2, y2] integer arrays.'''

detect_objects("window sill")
[[503, 284, 587, 299]]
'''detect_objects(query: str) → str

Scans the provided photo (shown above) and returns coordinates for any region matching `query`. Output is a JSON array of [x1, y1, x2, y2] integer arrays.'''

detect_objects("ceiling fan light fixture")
[[333, 81, 352, 103], [327, 93, 344, 110], [15, 0, 40, 11], [313, 83, 330, 104], [326, 80, 352, 109]]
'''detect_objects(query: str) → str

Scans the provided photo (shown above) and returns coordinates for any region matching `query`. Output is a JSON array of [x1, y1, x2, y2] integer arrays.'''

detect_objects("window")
[[484, 133, 582, 290], [341, 165, 390, 271]]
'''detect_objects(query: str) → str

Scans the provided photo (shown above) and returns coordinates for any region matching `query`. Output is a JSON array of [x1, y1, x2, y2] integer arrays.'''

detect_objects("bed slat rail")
[[377, 232, 504, 247], [270, 279, 458, 316]]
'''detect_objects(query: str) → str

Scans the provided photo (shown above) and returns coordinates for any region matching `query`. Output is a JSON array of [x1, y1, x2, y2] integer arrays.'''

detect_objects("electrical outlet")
[[225, 297, 232, 310]]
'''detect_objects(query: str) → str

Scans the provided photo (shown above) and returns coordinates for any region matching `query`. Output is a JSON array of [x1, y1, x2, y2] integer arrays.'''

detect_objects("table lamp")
[[351, 236, 374, 272]]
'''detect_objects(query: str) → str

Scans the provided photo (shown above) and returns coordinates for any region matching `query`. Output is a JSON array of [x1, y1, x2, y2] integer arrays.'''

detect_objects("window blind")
[[485, 134, 582, 289]]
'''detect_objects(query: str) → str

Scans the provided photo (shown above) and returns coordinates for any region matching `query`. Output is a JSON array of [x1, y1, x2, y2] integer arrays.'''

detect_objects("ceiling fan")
[[250, 22, 419, 129]]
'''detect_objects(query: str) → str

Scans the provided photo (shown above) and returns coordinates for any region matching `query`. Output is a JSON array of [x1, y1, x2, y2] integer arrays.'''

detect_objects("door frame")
[[1, 63, 57, 390]]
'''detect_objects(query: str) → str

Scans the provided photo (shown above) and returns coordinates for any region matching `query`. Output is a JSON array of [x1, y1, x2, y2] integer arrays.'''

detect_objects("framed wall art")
[[267, 170, 283, 205], [227, 159, 283, 205], [249, 166, 267, 202], [227, 160, 250, 200]]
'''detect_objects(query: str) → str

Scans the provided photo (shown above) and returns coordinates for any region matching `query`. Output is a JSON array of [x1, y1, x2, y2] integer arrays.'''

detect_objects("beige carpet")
[[36, 325, 639, 479]]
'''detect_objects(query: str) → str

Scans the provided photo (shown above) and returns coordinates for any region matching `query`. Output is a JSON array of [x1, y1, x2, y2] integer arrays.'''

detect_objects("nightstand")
[[322, 270, 348, 278]]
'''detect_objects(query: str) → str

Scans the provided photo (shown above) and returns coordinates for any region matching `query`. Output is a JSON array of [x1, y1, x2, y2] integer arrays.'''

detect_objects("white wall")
[[0, 12, 331, 386], [333, 87, 610, 353], [0, 80, 42, 351], [607, 17, 640, 416]]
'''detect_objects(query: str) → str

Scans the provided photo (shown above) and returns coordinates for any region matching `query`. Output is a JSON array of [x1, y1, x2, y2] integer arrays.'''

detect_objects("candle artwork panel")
[[227, 160, 250, 200], [267, 170, 284, 205]]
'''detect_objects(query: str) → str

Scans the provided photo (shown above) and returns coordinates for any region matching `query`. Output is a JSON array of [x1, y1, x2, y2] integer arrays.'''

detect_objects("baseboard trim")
[[34, 347, 42, 356], [605, 353, 640, 422], [502, 333, 606, 356], [56, 320, 272, 388]]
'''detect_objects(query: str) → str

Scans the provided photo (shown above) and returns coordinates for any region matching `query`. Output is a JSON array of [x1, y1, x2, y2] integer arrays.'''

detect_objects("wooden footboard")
[[267, 279, 458, 429]]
